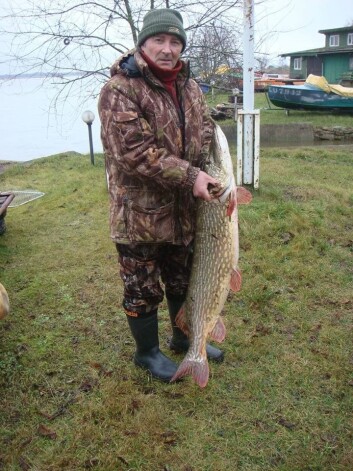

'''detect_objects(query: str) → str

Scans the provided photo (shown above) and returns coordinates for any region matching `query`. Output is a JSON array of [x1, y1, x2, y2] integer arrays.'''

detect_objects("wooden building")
[[281, 26, 353, 85]]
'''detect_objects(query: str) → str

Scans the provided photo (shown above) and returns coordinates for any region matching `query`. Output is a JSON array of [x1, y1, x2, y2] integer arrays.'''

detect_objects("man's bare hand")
[[192, 170, 219, 202]]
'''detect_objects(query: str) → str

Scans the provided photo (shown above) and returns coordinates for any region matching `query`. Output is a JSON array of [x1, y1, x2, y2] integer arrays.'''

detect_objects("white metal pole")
[[243, 0, 255, 112], [236, 112, 244, 186], [242, 0, 255, 184]]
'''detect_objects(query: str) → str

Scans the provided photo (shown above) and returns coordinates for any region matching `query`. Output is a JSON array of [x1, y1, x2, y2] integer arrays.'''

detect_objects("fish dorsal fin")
[[237, 187, 253, 204], [230, 268, 242, 292], [209, 317, 226, 343]]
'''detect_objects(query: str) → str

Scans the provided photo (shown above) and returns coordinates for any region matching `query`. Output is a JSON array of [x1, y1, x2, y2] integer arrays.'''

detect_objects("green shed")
[[280, 26, 353, 85]]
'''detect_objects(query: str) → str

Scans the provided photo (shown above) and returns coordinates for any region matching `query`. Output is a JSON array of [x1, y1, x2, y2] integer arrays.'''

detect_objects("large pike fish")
[[171, 124, 252, 388]]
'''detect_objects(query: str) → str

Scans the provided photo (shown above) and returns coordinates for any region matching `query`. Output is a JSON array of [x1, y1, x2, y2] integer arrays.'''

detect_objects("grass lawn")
[[206, 90, 353, 127], [0, 143, 353, 470]]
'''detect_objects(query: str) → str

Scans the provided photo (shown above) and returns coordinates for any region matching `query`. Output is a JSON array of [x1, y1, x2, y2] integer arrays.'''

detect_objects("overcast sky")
[[255, 0, 353, 64], [1, 0, 352, 71]]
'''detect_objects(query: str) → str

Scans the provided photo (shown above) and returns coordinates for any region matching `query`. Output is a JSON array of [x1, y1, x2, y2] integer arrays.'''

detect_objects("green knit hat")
[[137, 9, 187, 52]]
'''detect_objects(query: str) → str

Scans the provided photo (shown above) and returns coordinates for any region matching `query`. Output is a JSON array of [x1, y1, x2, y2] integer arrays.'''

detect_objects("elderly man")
[[99, 8, 224, 382]]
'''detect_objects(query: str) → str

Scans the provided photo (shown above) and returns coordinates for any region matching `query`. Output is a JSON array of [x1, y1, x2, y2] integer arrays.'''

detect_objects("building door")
[[307, 56, 322, 76]]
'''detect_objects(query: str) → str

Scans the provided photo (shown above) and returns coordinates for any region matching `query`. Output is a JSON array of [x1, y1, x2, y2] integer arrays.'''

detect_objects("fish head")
[[204, 125, 236, 204]]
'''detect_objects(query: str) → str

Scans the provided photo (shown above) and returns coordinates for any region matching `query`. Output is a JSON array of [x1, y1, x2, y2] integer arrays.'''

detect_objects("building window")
[[349, 57, 353, 70], [294, 57, 302, 70], [329, 35, 339, 47], [348, 33, 353, 46]]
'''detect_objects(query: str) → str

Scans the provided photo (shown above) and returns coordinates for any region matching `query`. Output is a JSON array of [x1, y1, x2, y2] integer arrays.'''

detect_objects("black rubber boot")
[[167, 295, 225, 363], [126, 310, 178, 382]]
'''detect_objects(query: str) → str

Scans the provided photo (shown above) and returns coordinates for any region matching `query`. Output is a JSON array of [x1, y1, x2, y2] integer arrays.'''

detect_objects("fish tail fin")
[[237, 187, 253, 205], [171, 357, 209, 388], [209, 317, 226, 342], [230, 268, 242, 292]]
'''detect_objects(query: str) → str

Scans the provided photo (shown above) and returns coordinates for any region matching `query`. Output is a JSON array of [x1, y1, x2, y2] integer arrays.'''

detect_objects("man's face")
[[141, 34, 183, 69]]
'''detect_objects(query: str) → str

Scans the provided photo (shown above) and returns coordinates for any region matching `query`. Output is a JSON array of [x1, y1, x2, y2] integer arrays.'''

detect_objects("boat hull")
[[268, 84, 353, 112]]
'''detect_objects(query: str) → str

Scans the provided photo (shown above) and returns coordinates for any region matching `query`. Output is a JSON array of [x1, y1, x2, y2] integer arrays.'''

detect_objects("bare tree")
[[0, 0, 242, 109], [187, 21, 242, 86]]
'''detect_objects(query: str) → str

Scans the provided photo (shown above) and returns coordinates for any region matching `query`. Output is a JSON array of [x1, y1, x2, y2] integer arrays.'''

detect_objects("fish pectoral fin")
[[237, 187, 253, 205], [209, 317, 226, 343], [175, 306, 189, 336], [230, 268, 242, 292], [171, 357, 209, 388], [226, 198, 236, 217]]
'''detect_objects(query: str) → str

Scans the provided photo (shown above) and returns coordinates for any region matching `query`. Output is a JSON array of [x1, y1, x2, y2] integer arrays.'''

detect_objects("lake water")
[[0, 77, 103, 162], [3, 77, 351, 163]]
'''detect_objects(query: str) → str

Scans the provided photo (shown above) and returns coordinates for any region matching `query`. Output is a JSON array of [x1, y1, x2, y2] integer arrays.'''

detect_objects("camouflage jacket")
[[98, 49, 215, 245]]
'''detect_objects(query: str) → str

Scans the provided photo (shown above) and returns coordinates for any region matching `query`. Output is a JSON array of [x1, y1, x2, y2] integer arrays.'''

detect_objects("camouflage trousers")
[[116, 243, 193, 316]]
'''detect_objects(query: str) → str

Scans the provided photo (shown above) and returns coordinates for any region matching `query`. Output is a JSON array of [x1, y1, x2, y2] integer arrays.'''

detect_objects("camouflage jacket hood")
[[99, 49, 214, 245]]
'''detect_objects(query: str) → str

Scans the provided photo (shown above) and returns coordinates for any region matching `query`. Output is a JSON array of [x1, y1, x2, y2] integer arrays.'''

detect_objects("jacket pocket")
[[114, 111, 144, 150], [124, 199, 175, 243]]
